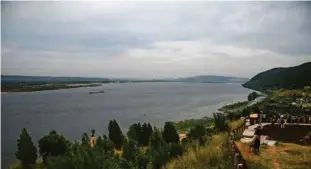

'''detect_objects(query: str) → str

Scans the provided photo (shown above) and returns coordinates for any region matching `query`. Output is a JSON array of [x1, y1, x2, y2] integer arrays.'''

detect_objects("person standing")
[[254, 135, 261, 154], [280, 118, 285, 128]]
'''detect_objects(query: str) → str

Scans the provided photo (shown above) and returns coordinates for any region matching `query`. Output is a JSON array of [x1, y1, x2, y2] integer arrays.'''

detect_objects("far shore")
[[1, 83, 102, 93]]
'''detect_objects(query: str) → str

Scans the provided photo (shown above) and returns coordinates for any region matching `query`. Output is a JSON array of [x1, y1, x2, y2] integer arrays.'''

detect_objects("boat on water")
[[89, 90, 105, 94]]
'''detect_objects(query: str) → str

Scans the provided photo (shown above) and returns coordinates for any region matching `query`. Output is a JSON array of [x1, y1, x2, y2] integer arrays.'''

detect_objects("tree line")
[[15, 113, 229, 169]]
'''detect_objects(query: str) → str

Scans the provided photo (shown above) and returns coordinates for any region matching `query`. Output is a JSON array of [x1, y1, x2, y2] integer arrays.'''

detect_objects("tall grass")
[[165, 133, 232, 169], [230, 119, 244, 131]]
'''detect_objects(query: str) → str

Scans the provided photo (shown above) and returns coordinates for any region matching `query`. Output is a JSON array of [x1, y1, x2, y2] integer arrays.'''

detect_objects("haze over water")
[[2, 82, 251, 167]]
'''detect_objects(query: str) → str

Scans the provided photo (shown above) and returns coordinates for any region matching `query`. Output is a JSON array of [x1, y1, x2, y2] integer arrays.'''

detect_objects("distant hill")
[[1, 75, 248, 85], [174, 75, 248, 83], [1, 75, 111, 84], [242, 62, 311, 91]]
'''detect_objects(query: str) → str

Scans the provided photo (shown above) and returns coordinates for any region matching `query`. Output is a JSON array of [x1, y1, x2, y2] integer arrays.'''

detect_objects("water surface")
[[1, 82, 251, 167]]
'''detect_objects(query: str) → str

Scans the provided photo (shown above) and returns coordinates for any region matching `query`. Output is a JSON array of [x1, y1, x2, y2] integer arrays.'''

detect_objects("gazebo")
[[249, 113, 259, 125]]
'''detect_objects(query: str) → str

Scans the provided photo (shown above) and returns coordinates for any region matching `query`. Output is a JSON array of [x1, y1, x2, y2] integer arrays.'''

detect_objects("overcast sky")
[[1, 1, 311, 78]]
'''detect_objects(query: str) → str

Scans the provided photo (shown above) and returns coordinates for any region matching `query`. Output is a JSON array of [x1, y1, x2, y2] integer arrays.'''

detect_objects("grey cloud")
[[1, 1, 311, 77]]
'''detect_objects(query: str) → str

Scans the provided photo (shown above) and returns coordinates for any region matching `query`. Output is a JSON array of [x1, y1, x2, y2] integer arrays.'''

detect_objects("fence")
[[228, 120, 248, 169]]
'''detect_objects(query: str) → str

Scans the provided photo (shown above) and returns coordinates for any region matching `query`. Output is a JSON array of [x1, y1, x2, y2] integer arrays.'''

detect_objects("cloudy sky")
[[1, 1, 311, 78]]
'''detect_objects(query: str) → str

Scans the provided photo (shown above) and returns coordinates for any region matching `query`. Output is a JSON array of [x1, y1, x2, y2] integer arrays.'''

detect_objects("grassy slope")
[[236, 142, 311, 169], [219, 101, 249, 112], [166, 133, 232, 169], [172, 117, 214, 133]]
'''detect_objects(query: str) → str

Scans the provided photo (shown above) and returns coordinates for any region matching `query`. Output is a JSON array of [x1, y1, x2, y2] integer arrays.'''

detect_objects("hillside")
[[242, 62, 311, 91], [175, 75, 248, 83]]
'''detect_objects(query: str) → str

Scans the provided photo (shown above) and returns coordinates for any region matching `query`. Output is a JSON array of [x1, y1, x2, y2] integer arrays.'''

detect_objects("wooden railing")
[[229, 120, 248, 169]]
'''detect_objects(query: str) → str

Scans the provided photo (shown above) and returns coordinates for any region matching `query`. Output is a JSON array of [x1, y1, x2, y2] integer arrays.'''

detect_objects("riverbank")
[[1, 83, 102, 93]]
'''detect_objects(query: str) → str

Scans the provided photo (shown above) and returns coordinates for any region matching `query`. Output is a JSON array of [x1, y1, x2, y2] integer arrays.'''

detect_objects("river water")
[[1, 82, 251, 168]]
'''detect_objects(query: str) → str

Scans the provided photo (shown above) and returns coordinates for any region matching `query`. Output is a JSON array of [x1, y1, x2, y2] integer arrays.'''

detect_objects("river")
[[1, 82, 251, 168]]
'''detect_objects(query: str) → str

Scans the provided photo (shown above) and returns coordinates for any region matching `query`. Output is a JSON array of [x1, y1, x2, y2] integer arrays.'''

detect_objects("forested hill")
[[174, 75, 248, 83], [242, 62, 311, 91]]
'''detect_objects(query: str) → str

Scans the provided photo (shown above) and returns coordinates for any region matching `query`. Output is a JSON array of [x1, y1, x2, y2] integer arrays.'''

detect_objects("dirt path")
[[268, 146, 280, 169]]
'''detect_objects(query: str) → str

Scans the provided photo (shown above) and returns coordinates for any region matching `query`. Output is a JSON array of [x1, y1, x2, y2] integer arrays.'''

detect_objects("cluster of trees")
[[15, 114, 229, 169], [248, 91, 260, 101], [127, 122, 153, 146]]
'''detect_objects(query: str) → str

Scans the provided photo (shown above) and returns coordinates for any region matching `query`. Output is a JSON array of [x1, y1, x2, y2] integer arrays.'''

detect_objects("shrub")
[[213, 113, 229, 132]]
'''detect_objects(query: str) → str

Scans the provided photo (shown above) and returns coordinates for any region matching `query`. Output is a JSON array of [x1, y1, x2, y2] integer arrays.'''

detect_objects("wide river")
[[1, 82, 251, 168]]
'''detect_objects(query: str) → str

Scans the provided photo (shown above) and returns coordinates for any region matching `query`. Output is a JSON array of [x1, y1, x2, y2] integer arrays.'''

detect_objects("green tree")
[[91, 129, 95, 137], [15, 128, 37, 169], [127, 123, 142, 144], [103, 135, 114, 153], [46, 142, 121, 169], [213, 113, 229, 132], [167, 143, 184, 158], [187, 124, 205, 140], [81, 132, 90, 146], [38, 130, 69, 162], [162, 122, 179, 143], [108, 119, 124, 149], [150, 148, 169, 169], [122, 138, 139, 162], [136, 153, 149, 169], [248, 91, 259, 101], [149, 128, 165, 153], [142, 123, 153, 146]]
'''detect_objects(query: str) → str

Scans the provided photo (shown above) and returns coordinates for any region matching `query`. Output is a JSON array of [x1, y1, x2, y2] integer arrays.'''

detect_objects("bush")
[[167, 143, 184, 158], [187, 125, 205, 140], [213, 113, 229, 132]]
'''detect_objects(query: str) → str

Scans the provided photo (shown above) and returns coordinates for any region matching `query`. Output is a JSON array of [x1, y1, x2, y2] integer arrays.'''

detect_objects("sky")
[[1, 1, 311, 78]]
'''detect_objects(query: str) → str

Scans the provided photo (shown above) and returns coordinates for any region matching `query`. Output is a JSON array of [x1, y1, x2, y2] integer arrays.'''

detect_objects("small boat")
[[89, 90, 105, 94]]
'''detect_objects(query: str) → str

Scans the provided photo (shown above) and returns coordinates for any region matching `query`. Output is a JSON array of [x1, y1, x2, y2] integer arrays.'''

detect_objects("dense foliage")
[[13, 116, 233, 169], [248, 91, 260, 101], [243, 62, 311, 91], [162, 122, 179, 143], [127, 122, 153, 146], [213, 113, 229, 132], [38, 130, 69, 162], [15, 128, 37, 169], [172, 117, 213, 133]]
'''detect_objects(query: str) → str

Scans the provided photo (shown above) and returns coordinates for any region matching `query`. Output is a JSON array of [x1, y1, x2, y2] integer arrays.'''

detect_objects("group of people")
[[244, 112, 311, 154]]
